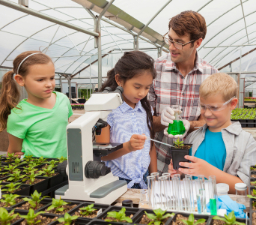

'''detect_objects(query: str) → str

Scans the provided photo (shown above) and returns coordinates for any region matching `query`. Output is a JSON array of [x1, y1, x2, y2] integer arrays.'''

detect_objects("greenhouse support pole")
[[59, 74, 62, 92], [68, 75, 72, 103], [95, 0, 115, 90]]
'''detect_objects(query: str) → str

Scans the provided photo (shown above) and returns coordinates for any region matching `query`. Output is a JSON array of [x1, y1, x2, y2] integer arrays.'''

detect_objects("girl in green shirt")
[[0, 51, 73, 158]]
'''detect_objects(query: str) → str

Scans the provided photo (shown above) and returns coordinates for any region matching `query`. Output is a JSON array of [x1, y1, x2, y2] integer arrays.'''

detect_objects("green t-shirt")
[[7, 92, 73, 158]]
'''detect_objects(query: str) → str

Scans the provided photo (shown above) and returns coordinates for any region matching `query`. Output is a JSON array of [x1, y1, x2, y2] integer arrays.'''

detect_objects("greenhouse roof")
[[1, 0, 256, 79]]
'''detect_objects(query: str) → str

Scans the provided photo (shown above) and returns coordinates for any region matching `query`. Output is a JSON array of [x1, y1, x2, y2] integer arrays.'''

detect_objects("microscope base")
[[55, 180, 127, 204]]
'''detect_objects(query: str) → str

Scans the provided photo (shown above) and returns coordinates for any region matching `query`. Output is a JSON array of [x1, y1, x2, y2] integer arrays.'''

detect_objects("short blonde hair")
[[199, 73, 238, 101]]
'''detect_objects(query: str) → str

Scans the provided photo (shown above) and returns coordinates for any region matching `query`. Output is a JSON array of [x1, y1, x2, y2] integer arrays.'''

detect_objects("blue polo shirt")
[[105, 101, 151, 189]]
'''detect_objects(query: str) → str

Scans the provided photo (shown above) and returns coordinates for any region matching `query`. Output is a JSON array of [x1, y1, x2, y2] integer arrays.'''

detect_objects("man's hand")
[[161, 107, 176, 126], [164, 119, 190, 139], [126, 134, 147, 152], [168, 159, 183, 177], [178, 155, 212, 177]]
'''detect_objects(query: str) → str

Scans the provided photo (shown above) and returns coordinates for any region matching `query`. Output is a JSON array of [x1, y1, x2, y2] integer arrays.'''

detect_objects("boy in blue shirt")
[[168, 73, 256, 193]]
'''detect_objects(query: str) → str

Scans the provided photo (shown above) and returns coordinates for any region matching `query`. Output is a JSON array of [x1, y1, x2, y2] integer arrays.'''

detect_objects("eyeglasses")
[[163, 32, 194, 50], [200, 96, 236, 112]]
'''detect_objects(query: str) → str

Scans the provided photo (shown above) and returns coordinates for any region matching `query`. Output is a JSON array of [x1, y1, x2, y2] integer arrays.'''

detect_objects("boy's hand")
[[168, 159, 183, 177], [178, 155, 212, 177], [127, 134, 147, 152]]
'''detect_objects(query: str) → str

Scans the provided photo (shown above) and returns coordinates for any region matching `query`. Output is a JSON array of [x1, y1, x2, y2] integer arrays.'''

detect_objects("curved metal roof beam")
[[202, 21, 256, 59], [199, 10, 256, 51], [197, 0, 214, 12], [213, 36, 256, 68], [198, 0, 249, 51], [64, 39, 135, 74]]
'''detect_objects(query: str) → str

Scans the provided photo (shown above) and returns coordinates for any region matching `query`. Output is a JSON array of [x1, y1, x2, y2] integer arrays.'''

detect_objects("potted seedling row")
[[171, 213, 209, 225], [171, 138, 192, 170], [50, 212, 91, 225], [211, 211, 246, 225], [0, 194, 25, 210], [132, 208, 174, 225], [67, 203, 109, 219], [1, 182, 30, 196]]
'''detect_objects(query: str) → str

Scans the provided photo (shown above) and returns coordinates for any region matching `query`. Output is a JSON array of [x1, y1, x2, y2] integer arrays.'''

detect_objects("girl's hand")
[[127, 134, 147, 152], [178, 155, 212, 177], [168, 159, 183, 177], [14, 152, 24, 158]]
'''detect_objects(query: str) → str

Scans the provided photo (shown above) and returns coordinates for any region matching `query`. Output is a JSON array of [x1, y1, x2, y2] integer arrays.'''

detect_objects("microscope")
[[55, 87, 127, 204]]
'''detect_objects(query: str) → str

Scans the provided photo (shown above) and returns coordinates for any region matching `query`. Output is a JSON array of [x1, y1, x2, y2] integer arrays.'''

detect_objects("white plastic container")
[[216, 183, 229, 195], [235, 183, 247, 203]]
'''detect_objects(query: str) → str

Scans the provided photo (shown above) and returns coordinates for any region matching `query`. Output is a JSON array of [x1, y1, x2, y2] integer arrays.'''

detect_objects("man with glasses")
[[148, 11, 218, 173]]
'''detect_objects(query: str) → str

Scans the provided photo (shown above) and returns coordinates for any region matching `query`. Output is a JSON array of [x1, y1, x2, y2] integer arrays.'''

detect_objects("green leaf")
[[188, 214, 194, 224], [161, 213, 174, 220], [145, 211, 157, 220], [194, 219, 206, 225], [122, 216, 132, 223], [154, 221, 161, 225]]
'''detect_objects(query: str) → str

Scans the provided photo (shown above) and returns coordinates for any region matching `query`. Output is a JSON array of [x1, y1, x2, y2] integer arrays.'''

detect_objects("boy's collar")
[[202, 122, 242, 135]]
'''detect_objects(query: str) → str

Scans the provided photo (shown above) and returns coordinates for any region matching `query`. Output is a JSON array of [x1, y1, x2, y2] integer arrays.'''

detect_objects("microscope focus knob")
[[85, 161, 111, 178], [57, 160, 68, 177]]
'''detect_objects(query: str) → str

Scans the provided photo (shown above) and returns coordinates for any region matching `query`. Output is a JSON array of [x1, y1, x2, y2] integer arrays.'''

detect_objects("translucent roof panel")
[[1, 0, 256, 83]]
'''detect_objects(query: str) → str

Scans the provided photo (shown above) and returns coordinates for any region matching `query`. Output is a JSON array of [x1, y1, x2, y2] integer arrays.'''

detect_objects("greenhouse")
[[0, 0, 256, 224]]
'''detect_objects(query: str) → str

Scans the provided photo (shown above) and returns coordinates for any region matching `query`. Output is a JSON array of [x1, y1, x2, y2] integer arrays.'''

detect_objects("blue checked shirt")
[[105, 101, 151, 189]]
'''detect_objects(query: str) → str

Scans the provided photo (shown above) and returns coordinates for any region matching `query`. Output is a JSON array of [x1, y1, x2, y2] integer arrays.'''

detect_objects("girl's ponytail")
[[0, 70, 20, 131], [100, 68, 118, 91]]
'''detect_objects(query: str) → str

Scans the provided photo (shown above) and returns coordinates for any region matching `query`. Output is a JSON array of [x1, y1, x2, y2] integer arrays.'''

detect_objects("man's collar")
[[164, 52, 203, 73], [119, 101, 143, 113], [201, 122, 242, 135]]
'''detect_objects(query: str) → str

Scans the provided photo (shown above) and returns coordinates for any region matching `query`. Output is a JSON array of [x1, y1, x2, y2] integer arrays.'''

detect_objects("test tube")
[[185, 175, 195, 212], [208, 176, 217, 215], [194, 179, 202, 214], [198, 175, 206, 212], [147, 176, 156, 209], [162, 173, 172, 210], [159, 176, 168, 210], [151, 172, 159, 181], [172, 176, 182, 211]]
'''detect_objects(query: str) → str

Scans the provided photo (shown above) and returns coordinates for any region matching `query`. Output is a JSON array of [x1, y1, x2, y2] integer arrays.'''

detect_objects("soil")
[[10, 215, 22, 223], [16, 201, 45, 211], [253, 201, 256, 210], [3, 186, 27, 194], [139, 214, 169, 225], [172, 214, 206, 225], [251, 190, 256, 196], [24, 178, 45, 185], [172, 145, 192, 150], [56, 222, 77, 225], [252, 174, 256, 178], [252, 212, 256, 225], [46, 204, 78, 215], [0, 174, 8, 178], [20, 215, 58, 225], [251, 182, 256, 186], [251, 168, 256, 171], [74, 209, 98, 218], [105, 214, 133, 223], [0, 197, 23, 207]]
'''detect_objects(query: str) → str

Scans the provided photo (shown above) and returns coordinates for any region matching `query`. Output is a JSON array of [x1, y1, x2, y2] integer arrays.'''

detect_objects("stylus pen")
[[145, 136, 174, 148]]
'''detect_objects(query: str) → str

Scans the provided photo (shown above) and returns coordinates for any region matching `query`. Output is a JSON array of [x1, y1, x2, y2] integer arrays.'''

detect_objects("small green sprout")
[[145, 209, 174, 225], [58, 156, 67, 163], [22, 171, 42, 185], [105, 207, 132, 223], [79, 204, 97, 216], [57, 213, 79, 225], [0, 208, 18, 225], [213, 211, 245, 225], [41, 165, 55, 177], [179, 214, 205, 225], [0, 194, 20, 207], [47, 197, 69, 213], [19, 208, 45, 225], [174, 138, 184, 148], [22, 190, 49, 210], [2, 183, 22, 194]]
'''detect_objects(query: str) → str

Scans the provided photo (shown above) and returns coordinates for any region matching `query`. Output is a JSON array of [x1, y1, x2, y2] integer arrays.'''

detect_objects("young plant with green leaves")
[[249, 189, 256, 197], [48, 160, 58, 167], [0, 194, 20, 207], [178, 214, 205, 225], [58, 213, 79, 225], [19, 208, 45, 225], [23, 165, 38, 175], [105, 207, 132, 223], [79, 203, 97, 216], [23, 155, 34, 163], [251, 181, 256, 186], [7, 170, 26, 183], [12, 158, 26, 167], [58, 156, 67, 163], [0, 208, 18, 225], [41, 165, 55, 177], [22, 190, 49, 210], [5, 153, 16, 163], [2, 165, 19, 175], [213, 211, 245, 225], [22, 171, 42, 185], [2, 183, 22, 194], [174, 138, 184, 148], [145, 209, 174, 225], [47, 197, 69, 213], [35, 156, 47, 165]]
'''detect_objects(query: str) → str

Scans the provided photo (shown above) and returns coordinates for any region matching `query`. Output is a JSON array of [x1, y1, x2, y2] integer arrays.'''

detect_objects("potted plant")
[[57, 213, 79, 225], [104, 207, 132, 223], [39, 165, 63, 188], [2, 182, 30, 195], [0, 194, 22, 209], [171, 138, 192, 170], [6, 170, 26, 183], [212, 211, 245, 225], [0, 208, 20, 225], [133, 208, 174, 225], [171, 213, 208, 225]]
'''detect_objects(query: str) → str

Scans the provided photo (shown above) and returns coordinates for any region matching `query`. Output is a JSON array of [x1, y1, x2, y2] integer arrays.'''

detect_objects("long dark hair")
[[101, 51, 156, 148], [0, 51, 52, 131]]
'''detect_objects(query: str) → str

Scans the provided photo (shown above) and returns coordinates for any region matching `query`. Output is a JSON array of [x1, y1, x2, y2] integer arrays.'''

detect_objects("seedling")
[[58, 213, 79, 225], [58, 156, 67, 163], [213, 211, 245, 225], [47, 197, 69, 213], [174, 138, 184, 148], [2, 165, 19, 174], [5, 153, 16, 162], [48, 160, 58, 167], [0, 194, 20, 207], [22, 171, 42, 185], [23, 155, 34, 163], [7, 170, 25, 183], [12, 158, 26, 167], [41, 165, 55, 177], [105, 207, 132, 223], [251, 181, 256, 186], [2, 183, 22, 194], [79, 203, 97, 216], [0, 208, 18, 225], [179, 214, 205, 225], [19, 208, 45, 225], [22, 190, 49, 210], [145, 209, 174, 225], [23, 165, 38, 175], [35, 156, 47, 165]]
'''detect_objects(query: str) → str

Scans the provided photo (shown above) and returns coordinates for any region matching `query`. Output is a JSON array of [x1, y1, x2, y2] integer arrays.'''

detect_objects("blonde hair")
[[0, 51, 53, 131], [199, 73, 238, 101]]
